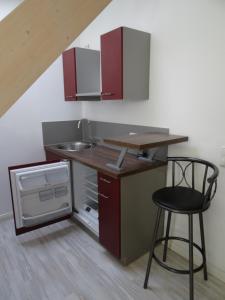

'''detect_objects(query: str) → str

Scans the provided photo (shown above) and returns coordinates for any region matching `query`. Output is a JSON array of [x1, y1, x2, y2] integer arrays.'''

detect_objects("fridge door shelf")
[[22, 203, 71, 227], [17, 166, 70, 193], [18, 172, 47, 192]]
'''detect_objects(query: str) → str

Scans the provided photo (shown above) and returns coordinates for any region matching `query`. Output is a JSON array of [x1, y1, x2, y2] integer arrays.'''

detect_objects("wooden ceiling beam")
[[0, 0, 111, 116]]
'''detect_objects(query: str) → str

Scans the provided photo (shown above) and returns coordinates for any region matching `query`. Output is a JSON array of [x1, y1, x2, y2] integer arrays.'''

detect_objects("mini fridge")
[[9, 159, 99, 236]]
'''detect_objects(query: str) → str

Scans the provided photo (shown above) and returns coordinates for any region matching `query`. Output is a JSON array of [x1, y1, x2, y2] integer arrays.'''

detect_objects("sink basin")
[[54, 141, 93, 152]]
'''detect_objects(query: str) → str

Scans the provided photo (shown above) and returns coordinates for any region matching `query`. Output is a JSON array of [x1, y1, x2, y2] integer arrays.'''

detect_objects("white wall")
[[0, 0, 22, 20], [76, 0, 225, 281], [0, 2, 82, 214]]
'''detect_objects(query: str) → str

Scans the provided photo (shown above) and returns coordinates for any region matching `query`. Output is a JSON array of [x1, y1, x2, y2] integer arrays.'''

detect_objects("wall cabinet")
[[62, 47, 100, 101], [101, 27, 150, 100], [62, 27, 150, 102]]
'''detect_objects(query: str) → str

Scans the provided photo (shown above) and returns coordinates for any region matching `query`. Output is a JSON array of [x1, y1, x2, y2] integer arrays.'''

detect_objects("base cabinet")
[[98, 166, 166, 265], [45, 150, 166, 264]]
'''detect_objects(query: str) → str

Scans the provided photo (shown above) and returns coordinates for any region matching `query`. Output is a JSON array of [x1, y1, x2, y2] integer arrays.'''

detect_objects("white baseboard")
[[0, 212, 13, 221], [170, 241, 225, 284]]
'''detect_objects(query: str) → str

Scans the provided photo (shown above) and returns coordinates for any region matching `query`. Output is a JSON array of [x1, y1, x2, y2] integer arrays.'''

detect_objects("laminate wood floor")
[[0, 218, 224, 300]]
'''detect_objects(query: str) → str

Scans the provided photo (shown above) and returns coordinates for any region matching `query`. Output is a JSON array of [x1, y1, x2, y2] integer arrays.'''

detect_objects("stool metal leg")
[[188, 214, 194, 300], [144, 208, 162, 289], [163, 211, 172, 262], [199, 212, 208, 280]]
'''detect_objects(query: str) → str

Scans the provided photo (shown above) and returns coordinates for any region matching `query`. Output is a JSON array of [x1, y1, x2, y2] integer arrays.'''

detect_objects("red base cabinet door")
[[98, 173, 121, 258], [45, 150, 63, 162]]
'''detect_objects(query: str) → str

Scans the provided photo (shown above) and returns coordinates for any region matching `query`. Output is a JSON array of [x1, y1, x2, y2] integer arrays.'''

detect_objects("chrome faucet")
[[77, 119, 91, 142], [77, 118, 90, 128], [77, 119, 82, 129]]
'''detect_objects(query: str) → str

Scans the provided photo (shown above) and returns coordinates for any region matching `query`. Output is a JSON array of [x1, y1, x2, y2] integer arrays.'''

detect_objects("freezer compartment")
[[72, 161, 99, 235]]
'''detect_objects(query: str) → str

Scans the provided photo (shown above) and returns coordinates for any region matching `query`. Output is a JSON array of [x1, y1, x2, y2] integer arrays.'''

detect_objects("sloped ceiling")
[[0, 0, 111, 117]]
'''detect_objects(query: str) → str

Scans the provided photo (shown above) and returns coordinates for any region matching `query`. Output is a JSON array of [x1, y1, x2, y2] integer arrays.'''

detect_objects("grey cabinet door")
[[76, 48, 100, 95]]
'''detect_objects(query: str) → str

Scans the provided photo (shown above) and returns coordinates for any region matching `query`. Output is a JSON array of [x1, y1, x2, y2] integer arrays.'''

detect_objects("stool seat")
[[153, 186, 206, 213]]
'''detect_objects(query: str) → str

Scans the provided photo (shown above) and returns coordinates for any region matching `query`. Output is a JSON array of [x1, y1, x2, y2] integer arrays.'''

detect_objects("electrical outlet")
[[220, 146, 225, 167]]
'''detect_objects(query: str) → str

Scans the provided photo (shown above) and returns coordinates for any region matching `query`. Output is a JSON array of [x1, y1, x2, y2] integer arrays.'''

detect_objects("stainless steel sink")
[[54, 141, 93, 152]]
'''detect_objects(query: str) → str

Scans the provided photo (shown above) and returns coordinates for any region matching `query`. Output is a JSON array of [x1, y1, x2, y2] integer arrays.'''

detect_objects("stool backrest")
[[167, 157, 219, 209]]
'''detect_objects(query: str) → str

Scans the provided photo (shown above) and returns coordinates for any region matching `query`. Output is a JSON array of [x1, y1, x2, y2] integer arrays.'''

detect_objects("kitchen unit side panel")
[[120, 166, 167, 265], [123, 27, 150, 100], [101, 27, 123, 100], [62, 48, 77, 101]]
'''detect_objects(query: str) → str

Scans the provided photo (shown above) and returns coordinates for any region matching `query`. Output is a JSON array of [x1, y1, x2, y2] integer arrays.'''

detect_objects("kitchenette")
[[7, 24, 190, 265], [9, 118, 188, 265]]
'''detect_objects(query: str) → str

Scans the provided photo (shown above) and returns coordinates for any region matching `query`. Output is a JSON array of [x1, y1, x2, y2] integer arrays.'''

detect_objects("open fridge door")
[[9, 160, 72, 235]]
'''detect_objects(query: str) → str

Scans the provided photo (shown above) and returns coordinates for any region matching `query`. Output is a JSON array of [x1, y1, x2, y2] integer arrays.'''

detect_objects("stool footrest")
[[153, 236, 205, 275]]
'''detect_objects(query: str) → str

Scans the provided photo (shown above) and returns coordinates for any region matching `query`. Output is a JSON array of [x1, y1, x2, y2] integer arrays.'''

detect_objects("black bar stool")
[[143, 157, 219, 300]]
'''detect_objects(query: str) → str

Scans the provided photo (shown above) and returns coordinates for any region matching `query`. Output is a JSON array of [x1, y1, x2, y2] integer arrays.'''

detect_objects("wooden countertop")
[[104, 132, 188, 150], [45, 145, 167, 178]]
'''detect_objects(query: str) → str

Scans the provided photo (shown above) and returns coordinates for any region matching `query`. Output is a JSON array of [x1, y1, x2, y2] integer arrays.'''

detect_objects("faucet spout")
[[77, 119, 92, 142], [77, 120, 81, 129]]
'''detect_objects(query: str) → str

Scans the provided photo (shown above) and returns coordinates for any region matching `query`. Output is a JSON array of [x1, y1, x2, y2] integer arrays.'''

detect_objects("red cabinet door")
[[62, 48, 77, 101], [98, 173, 121, 258], [45, 150, 64, 162], [101, 27, 123, 100]]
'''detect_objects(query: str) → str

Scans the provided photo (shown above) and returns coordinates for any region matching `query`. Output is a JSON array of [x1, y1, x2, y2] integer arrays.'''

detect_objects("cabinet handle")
[[99, 193, 109, 199], [101, 92, 113, 96], [67, 95, 74, 98], [99, 177, 111, 184]]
